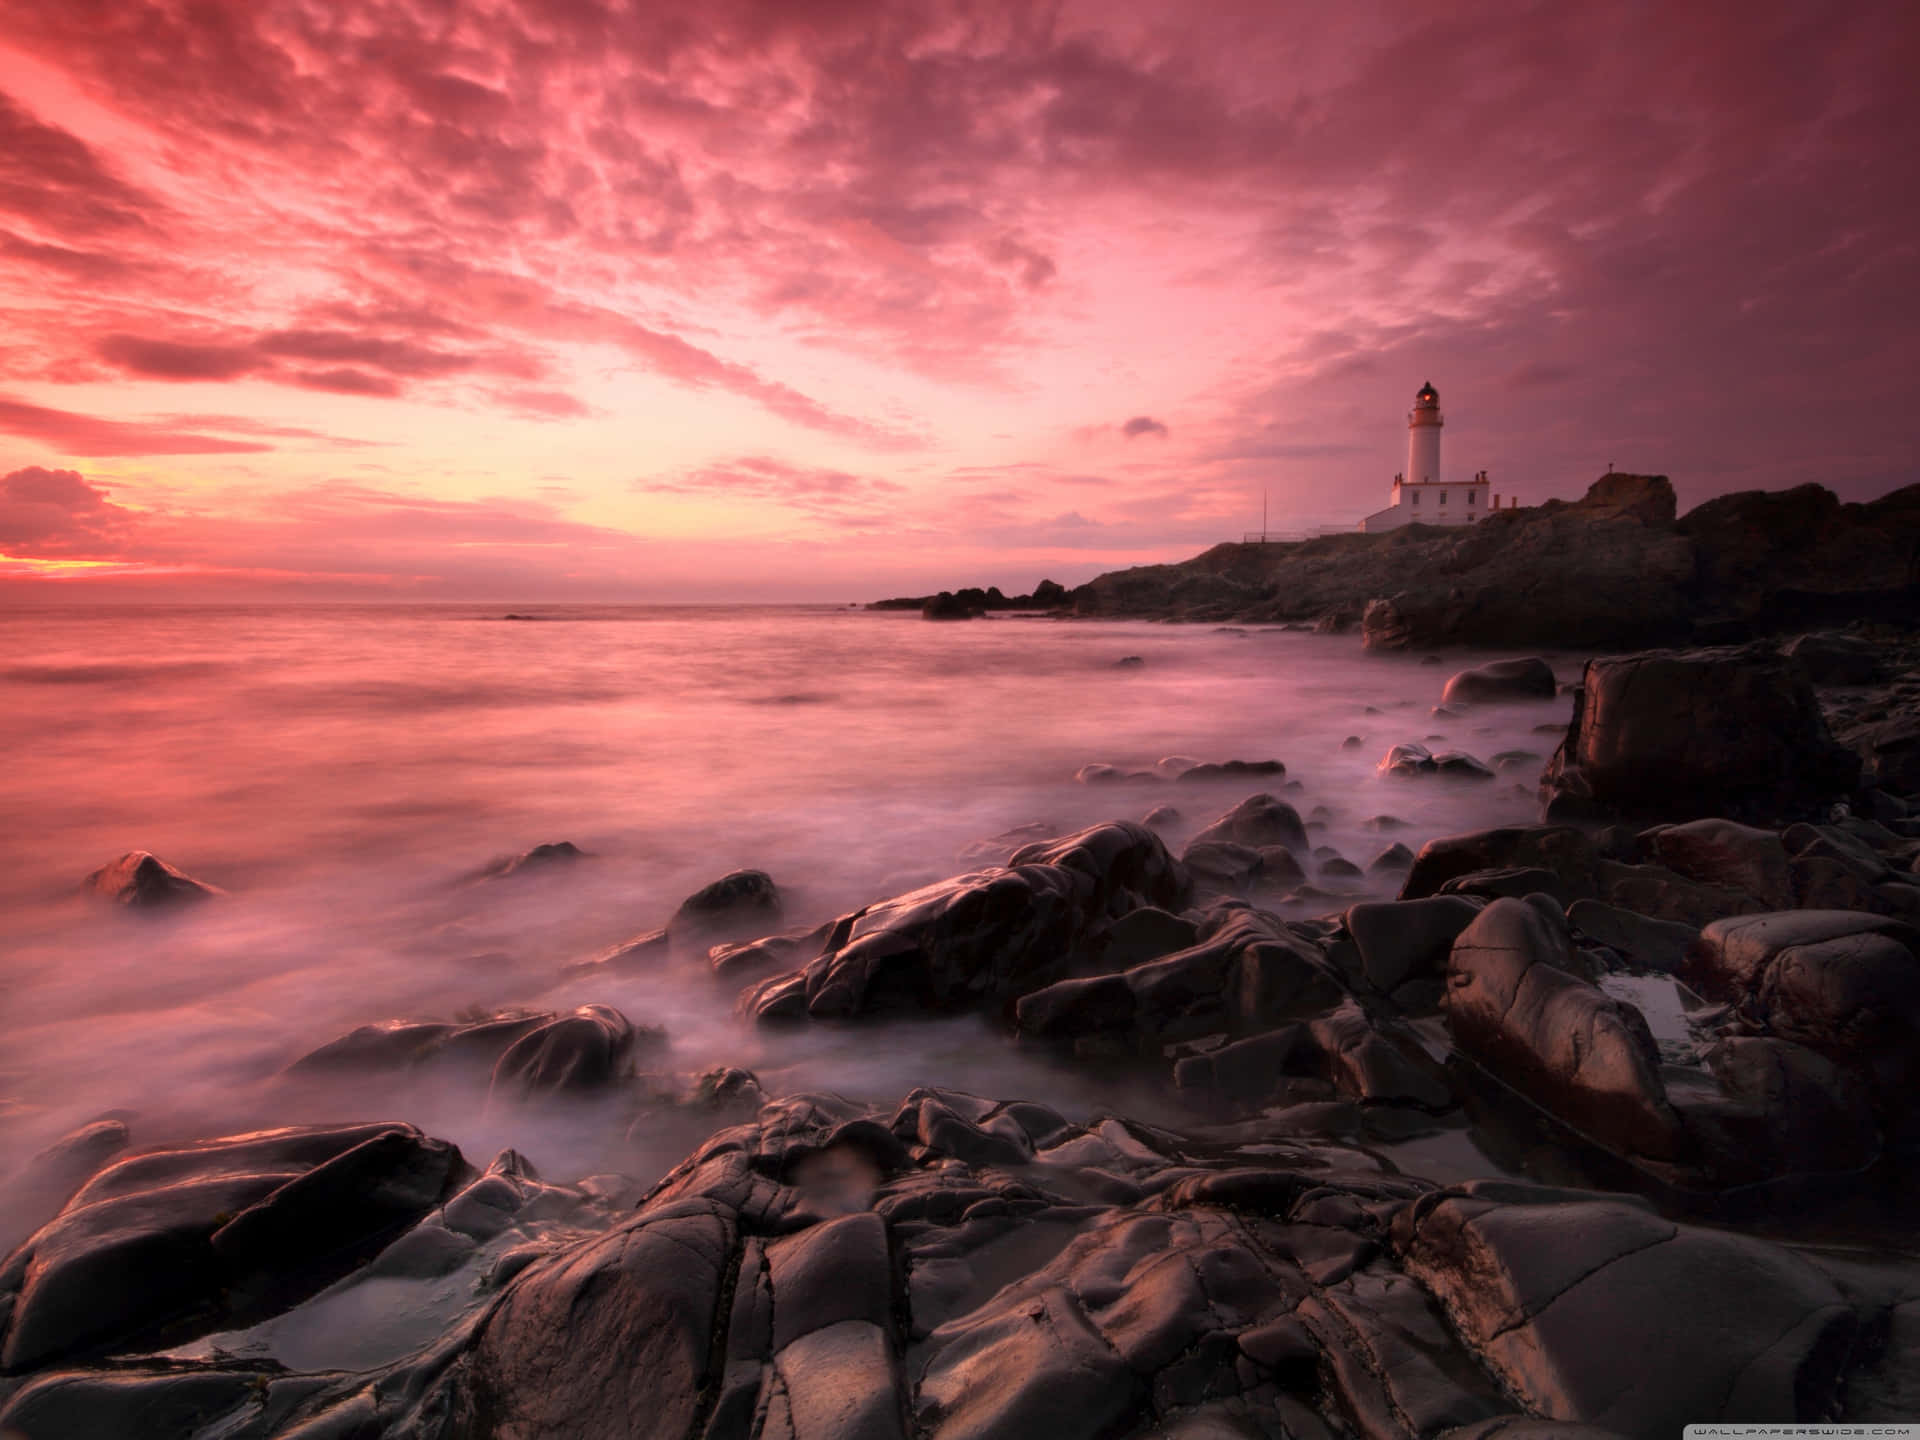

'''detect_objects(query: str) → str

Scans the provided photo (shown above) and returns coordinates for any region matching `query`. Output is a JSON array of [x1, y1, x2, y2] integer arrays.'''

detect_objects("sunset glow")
[[1, 0, 1914, 598]]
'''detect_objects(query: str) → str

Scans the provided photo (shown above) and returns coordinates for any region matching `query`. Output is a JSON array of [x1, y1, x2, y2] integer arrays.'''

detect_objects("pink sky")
[[0, 0, 1914, 600]]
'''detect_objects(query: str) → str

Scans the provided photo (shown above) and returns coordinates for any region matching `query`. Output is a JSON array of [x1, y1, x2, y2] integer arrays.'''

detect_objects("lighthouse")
[[1358, 381, 1500, 532], [1407, 380, 1442, 485]]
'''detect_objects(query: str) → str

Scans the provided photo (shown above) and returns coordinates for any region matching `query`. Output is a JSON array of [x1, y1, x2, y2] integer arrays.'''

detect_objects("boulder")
[[672, 869, 782, 941], [488, 1005, 643, 1099], [1444, 899, 1683, 1160], [739, 822, 1186, 1023], [923, 591, 984, 619], [1399, 1188, 1857, 1432], [1540, 646, 1861, 822], [477, 840, 586, 880], [1188, 794, 1308, 852], [1399, 826, 1597, 902], [1440, 657, 1557, 705], [1344, 897, 1482, 995], [1783, 631, 1883, 685], [82, 852, 222, 908], [1641, 818, 1794, 908], [1377, 743, 1493, 780], [0, 1124, 467, 1370], [1565, 901, 1698, 975]]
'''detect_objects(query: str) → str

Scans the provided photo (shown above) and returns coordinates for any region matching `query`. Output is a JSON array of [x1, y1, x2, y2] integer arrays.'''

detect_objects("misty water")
[[0, 604, 1578, 1244]]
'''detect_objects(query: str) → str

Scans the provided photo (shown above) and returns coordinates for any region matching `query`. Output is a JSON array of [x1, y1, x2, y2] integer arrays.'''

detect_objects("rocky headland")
[[1064, 475, 1920, 651], [6, 636, 1920, 1437]]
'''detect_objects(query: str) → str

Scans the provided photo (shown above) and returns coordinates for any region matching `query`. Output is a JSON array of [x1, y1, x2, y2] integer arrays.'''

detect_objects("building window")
[[1468, 488, 1476, 504], [1411, 490, 1420, 504], [1439, 490, 1448, 504]]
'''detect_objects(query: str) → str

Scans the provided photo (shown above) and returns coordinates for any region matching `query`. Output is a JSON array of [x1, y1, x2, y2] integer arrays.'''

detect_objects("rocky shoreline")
[[4, 639, 1920, 1437]]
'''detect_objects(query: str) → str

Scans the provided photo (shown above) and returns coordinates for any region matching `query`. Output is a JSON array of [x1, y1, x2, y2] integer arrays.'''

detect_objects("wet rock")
[[1444, 899, 1683, 1160], [1102, 906, 1200, 969], [1140, 805, 1181, 830], [287, 1008, 602, 1080], [1641, 818, 1794, 908], [1189, 793, 1308, 852], [1367, 842, 1415, 875], [1180, 841, 1266, 900], [1399, 826, 1598, 902], [0, 1123, 466, 1370], [1783, 630, 1883, 685], [673, 868, 782, 941], [1173, 758, 1286, 783], [1593, 858, 1765, 928], [1441, 657, 1557, 705], [82, 851, 222, 908], [1344, 896, 1482, 995], [1690, 1036, 1881, 1178], [489, 1005, 649, 1099], [1076, 762, 1160, 785], [1318, 856, 1364, 881], [709, 929, 823, 981], [739, 821, 1186, 1024], [1565, 901, 1698, 975], [477, 840, 586, 880], [1399, 1187, 1857, 1433], [957, 821, 1059, 865], [1114, 654, 1145, 667], [1441, 866, 1579, 906], [1361, 814, 1409, 832], [1540, 645, 1861, 823], [1377, 743, 1493, 781], [923, 590, 984, 619], [1342, 734, 1364, 749]]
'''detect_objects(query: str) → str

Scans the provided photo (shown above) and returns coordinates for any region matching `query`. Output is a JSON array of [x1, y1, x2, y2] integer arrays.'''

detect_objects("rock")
[[1113, 654, 1145, 667], [288, 1009, 579, 1077], [1317, 856, 1364, 881], [82, 851, 222, 908], [1843, 712, 1920, 796], [477, 840, 586, 880], [923, 591, 984, 619], [1180, 841, 1267, 899], [1361, 814, 1409, 831], [1441, 658, 1557, 705], [1441, 866, 1578, 906], [1593, 858, 1765, 928], [957, 822, 1059, 865], [739, 821, 1186, 1024], [1173, 758, 1287, 784], [1682, 911, 1920, 1120], [709, 929, 823, 981], [1377, 743, 1493, 781], [489, 1005, 646, 1099], [1075, 762, 1158, 785], [1367, 842, 1415, 874], [1784, 631, 1883, 685], [1342, 734, 1364, 749], [1400, 1188, 1857, 1432], [1641, 818, 1794, 908], [1189, 793, 1308, 852], [1399, 826, 1598, 902], [1565, 901, 1698, 975], [1693, 1036, 1880, 1177], [1444, 898, 1683, 1160], [1540, 646, 1861, 823], [673, 868, 781, 940], [1102, 906, 1200, 969], [1343, 897, 1483, 995], [0, 1123, 467, 1370], [1140, 805, 1181, 830]]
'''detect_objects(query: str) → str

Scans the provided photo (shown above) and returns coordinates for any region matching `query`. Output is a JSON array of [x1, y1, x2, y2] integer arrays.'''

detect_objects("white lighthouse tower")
[[1407, 380, 1442, 485], [1358, 380, 1500, 531]]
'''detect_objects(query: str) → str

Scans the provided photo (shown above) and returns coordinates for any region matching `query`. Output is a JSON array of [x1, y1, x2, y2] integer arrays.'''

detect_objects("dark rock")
[[0, 1123, 466, 1370], [673, 868, 781, 940], [1784, 630, 1883, 685], [1180, 841, 1266, 899], [1444, 898, 1683, 1160], [489, 1004, 645, 1099], [923, 590, 985, 619], [1540, 646, 1861, 823], [82, 851, 222, 908], [1140, 805, 1181, 830], [1441, 866, 1577, 906], [478, 840, 586, 880], [1102, 906, 1200, 969], [1345, 897, 1482, 994], [1341, 734, 1364, 749], [1361, 814, 1409, 831], [957, 821, 1058, 865], [739, 821, 1186, 1024], [1399, 826, 1598, 902], [1367, 842, 1415, 874], [1441, 657, 1557, 705], [1172, 759, 1286, 783], [1565, 901, 1698, 975], [1113, 655, 1145, 667], [1377, 743, 1494, 781], [1318, 856, 1364, 880], [1400, 1188, 1857, 1432], [1641, 818, 1794, 908], [1189, 793, 1308, 852], [1692, 1036, 1880, 1178], [1593, 858, 1765, 928]]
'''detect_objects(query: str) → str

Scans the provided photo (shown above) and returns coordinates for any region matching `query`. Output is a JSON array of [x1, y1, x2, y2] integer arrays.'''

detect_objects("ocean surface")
[[0, 603, 1577, 1235]]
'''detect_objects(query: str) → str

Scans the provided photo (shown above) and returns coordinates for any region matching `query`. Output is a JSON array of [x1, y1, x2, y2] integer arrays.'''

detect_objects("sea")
[[0, 603, 1577, 1243]]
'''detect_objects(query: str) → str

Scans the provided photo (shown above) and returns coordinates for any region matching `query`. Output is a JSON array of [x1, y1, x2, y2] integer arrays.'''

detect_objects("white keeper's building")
[[1359, 382, 1514, 532]]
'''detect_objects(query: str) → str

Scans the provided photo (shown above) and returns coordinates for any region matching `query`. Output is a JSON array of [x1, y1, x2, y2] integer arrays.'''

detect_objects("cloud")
[[0, 465, 136, 552], [1121, 415, 1169, 440], [639, 455, 907, 526], [0, 394, 272, 455], [97, 334, 262, 381]]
